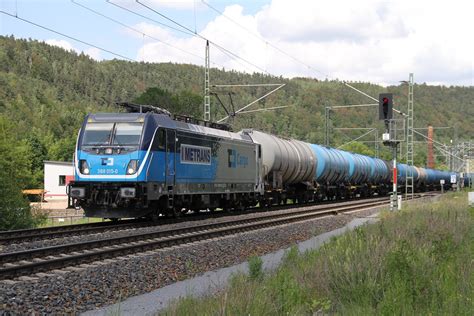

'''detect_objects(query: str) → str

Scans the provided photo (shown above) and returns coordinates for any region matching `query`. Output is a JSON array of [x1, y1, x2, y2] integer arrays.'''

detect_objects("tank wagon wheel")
[[170, 208, 185, 218], [273, 195, 280, 206], [234, 203, 244, 212], [257, 199, 268, 210], [145, 209, 160, 222]]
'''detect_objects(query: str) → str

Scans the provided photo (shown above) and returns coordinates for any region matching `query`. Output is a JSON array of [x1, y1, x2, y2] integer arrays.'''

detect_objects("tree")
[[26, 135, 48, 188], [0, 116, 43, 230], [134, 87, 173, 109], [339, 141, 375, 157], [172, 90, 202, 117]]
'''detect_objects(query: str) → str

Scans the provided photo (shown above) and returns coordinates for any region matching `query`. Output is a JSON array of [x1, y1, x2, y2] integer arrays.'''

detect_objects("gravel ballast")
[[0, 200, 428, 314], [0, 200, 378, 254]]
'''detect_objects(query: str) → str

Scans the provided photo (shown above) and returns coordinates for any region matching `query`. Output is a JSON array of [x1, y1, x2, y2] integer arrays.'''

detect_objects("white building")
[[44, 161, 74, 199]]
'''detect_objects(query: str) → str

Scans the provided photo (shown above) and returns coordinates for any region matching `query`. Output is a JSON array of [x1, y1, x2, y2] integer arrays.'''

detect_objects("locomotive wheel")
[[171, 208, 182, 218], [146, 209, 160, 222]]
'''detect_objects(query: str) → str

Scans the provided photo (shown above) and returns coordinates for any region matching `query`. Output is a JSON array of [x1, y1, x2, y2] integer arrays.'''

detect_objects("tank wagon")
[[68, 109, 458, 219]]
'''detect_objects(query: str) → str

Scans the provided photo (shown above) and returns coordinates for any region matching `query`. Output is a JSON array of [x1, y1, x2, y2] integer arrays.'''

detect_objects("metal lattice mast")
[[204, 40, 211, 121], [325, 105, 331, 146], [405, 73, 414, 199], [375, 129, 379, 158]]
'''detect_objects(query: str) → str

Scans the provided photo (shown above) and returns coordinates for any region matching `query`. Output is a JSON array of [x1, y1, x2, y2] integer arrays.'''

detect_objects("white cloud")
[[84, 47, 102, 61], [256, 0, 408, 43], [133, 0, 473, 85], [45, 39, 102, 61], [128, 22, 175, 41], [146, 0, 197, 10], [45, 39, 74, 51]]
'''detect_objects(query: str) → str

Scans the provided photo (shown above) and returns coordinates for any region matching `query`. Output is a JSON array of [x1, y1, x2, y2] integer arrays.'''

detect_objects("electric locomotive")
[[68, 105, 262, 219]]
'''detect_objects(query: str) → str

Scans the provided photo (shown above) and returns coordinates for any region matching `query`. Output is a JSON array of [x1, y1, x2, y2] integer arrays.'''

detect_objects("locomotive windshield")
[[82, 122, 114, 146], [113, 123, 143, 145], [82, 122, 143, 147]]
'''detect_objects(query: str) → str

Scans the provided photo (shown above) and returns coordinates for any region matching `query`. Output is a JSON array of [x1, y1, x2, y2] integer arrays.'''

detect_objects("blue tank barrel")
[[326, 148, 349, 183], [310, 144, 330, 182], [373, 158, 389, 183], [310, 145, 353, 184], [337, 149, 355, 182], [397, 163, 406, 183], [354, 154, 371, 184]]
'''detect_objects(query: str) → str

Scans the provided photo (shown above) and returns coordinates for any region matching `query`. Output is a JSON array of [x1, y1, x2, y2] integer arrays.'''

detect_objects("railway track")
[[0, 206, 276, 244], [0, 218, 143, 244], [0, 192, 439, 245], [0, 194, 437, 281], [0, 195, 392, 245]]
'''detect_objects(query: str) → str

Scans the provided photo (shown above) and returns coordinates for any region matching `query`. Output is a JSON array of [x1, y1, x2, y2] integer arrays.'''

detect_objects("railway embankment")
[[164, 191, 473, 315]]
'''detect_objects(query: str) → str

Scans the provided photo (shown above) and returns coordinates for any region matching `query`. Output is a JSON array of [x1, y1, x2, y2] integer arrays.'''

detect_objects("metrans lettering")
[[181, 144, 212, 165]]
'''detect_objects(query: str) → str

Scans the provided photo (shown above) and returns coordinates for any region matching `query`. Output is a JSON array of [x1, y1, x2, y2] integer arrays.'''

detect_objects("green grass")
[[163, 192, 474, 315]]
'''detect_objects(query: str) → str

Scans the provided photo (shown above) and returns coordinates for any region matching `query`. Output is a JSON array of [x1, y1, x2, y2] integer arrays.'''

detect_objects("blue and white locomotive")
[[68, 105, 460, 219], [69, 106, 262, 218]]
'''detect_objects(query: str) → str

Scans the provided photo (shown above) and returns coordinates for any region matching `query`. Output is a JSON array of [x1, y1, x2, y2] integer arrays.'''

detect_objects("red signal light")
[[378, 93, 393, 120]]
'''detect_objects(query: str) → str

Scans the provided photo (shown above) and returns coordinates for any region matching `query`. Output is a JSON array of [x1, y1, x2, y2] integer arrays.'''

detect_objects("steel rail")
[[0, 195, 389, 244], [0, 219, 142, 242], [0, 192, 439, 245], [0, 198, 389, 265], [0, 197, 405, 280]]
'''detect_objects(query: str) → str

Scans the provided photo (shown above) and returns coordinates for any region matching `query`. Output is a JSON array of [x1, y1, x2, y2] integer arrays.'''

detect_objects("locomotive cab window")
[[157, 129, 166, 150], [151, 128, 166, 151], [81, 121, 143, 147], [82, 122, 114, 146], [113, 123, 143, 145]]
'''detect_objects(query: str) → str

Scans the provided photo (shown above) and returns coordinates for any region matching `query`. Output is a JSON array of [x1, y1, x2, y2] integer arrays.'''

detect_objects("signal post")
[[379, 93, 399, 211]]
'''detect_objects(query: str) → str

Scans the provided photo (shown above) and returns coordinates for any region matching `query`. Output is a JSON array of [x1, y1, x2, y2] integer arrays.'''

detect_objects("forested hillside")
[[1, 35, 473, 190]]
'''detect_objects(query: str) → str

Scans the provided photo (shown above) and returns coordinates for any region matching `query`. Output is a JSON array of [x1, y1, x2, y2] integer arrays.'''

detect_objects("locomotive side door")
[[165, 129, 176, 192]]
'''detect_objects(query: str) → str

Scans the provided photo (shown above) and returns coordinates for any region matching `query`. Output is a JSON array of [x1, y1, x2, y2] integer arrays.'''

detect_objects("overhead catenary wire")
[[201, 0, 327, 78], [72, 0, 205, 63], [106, 0, 195, 36], [201, 0, 399, 107], [136, 0, 272, 75], [211, 44, 260, 73], [0, 9, 134, 61]]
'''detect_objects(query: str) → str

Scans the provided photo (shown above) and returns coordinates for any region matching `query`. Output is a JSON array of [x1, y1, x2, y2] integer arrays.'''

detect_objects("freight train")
[[68, 105, 464, 219]]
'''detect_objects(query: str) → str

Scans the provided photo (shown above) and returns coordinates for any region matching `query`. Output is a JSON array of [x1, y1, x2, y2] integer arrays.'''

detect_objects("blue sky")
[[1, 1, 269, 61], [1, 0, 472, 86]]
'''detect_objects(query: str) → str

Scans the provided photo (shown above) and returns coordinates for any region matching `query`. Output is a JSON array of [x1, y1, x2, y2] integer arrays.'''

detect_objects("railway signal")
[[378, 93, 393, 120], [379, 93, 398, 211]]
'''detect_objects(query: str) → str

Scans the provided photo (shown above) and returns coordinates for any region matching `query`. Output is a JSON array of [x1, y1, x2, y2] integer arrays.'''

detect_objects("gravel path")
[[0, 205, 386, 314]]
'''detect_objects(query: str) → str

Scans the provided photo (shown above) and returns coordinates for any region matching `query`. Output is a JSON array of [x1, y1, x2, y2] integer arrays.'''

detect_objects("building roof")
[[44, 160, 73, 166]]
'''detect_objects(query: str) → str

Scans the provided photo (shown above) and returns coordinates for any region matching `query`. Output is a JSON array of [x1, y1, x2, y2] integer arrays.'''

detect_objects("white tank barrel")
[[240, 130, 316, 184]]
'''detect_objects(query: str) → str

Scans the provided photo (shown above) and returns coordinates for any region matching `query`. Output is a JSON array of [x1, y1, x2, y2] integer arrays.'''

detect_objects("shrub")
[[247, 256, 263, 281]]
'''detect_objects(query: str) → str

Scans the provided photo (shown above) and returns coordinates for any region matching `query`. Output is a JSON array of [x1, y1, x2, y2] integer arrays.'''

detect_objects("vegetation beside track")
[[165, 192, 473, 315], [38, 215, 103, 228]]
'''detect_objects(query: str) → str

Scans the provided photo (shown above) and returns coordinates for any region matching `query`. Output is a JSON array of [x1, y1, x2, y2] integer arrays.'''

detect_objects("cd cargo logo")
[[227, 149, 249, 168], [180, 144, 211, 165]]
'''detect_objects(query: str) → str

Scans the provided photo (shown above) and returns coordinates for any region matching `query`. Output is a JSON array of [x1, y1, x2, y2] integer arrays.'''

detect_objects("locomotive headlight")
[[126, 160, 138, 175], [80, 160, 90, 175]]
